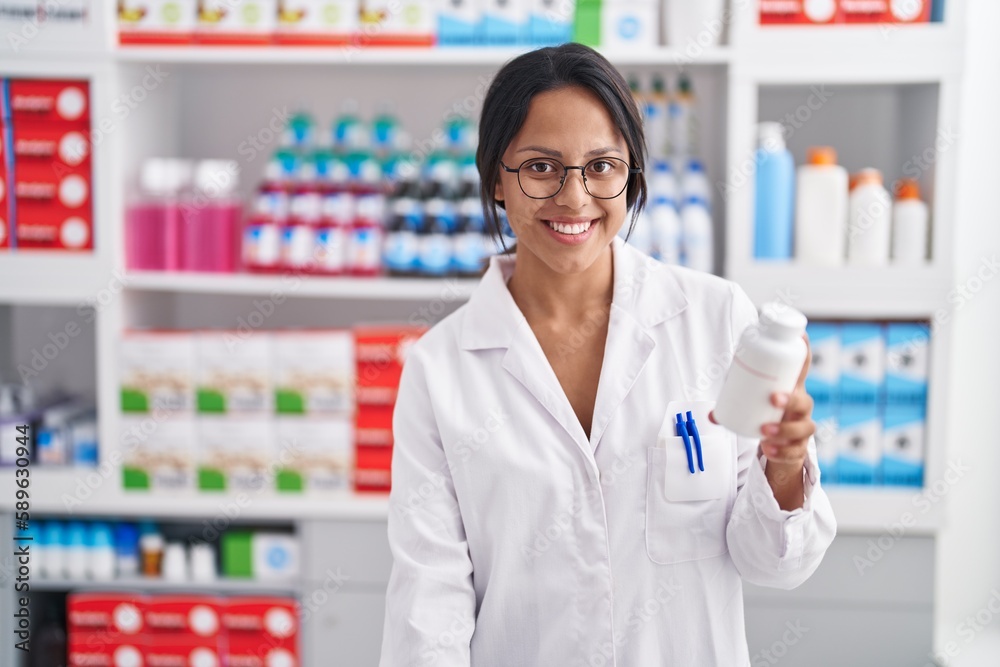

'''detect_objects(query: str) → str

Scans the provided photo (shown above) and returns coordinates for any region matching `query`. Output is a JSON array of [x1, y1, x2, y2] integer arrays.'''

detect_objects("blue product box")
[[839, 322, 885, 404], [528, 0, 574, 45], [483, 0, 528, 45], [881, 402, 926, 488], [836, 402, 881, 485], [885, 322, 930, 404], [812, 401, 838, 484], [805, 322, 840, 403], [439, 0, 482, 45]]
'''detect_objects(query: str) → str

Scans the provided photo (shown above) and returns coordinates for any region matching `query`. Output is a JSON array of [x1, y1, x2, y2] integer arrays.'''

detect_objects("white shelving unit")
[[0, 0, 966, 534]]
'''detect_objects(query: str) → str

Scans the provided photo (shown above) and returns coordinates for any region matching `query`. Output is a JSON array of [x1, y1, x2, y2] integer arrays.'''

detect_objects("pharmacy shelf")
[[0, 254, 118, 306], [124, 271, 480, 301], [729, 264, 950, 319], [0, 467, 389, 521], [29, 576, 299, 595], [112, 44, 732, 67], [826, 487, 944, 535]]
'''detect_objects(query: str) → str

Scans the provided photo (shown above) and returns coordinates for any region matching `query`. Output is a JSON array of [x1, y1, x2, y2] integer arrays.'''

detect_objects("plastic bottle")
[[383, 199, 422, 275], [668, 74, 696, 159], [140, 525, 164, 577], [333, 99, 366, 151], [282, 157, 323, 272], [125, 158, 190, 271], [753, 122, 795, 260], [453, 197, 487, 276], [847, 168, 892, 265], [681, 159, 712, 205], [66, 521, 89, 579], [891, 179, 929, 264], [349, 192, 385, 276], [680, 195, 714, 273], [88, 522, 117, 581], [115, 523, 141, 577], [649, 196, 681, 264], [664, 0, 726, 47], [182, 160, 242, 273], [40, 521, 65, 579], [622, 207, 653, 257], [69, 414, 98, 466], [649, 159, 679, 203], [419, 198, 456, 276], [282, 110, 316, 150], [795, 146, 848, 266], [712, 302, 809, 437], [645, 75, 669, 160]]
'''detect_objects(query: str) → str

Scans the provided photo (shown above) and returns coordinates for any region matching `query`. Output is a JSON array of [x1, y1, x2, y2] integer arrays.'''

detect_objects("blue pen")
[[686, 411, 704, 472], [675, 413, 695, 474]]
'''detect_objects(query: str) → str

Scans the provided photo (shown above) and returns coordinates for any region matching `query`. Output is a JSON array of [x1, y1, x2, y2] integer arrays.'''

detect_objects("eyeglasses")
[[500, 156, 642, 200]]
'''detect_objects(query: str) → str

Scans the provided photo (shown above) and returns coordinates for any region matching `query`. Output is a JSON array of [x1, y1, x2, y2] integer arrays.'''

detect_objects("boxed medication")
[[812, 401, 838, 483], [438, 0, 481, 45], [759, 0, 841, 24], [482, 0, 528, 45], [839, 322, 885, 404], [120, 331, 197, 414], [836, 402, 881, 485], [196, 331, 273, 415], [196, 0, 278, 44], [529, 0, 574, 45], [198, 418, 275, 492], [358, 0, 435, 45], [273, 330, 354, 415], [882, 402, 925, 487], [805, 321, 840, 403], [839, 0, 931, 23], [118, 0, 198, 43], [885, 322, 930, 404], [276, 0, 359, 44], [121, 417, 197, 491], [600, 0, 657, 49], [276, 416, 354, 492]]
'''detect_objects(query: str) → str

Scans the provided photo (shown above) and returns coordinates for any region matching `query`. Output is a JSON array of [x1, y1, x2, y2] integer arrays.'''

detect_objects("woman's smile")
[[541, 216, 600, 244]]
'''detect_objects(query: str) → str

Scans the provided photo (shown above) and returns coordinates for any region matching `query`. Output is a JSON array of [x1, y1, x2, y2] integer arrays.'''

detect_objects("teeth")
[[546, 220, 593, 235]]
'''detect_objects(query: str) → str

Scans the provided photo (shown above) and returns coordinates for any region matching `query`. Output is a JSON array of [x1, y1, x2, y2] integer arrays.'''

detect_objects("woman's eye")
[[529, 162, 555, 173], [589, 160, 614, 173]]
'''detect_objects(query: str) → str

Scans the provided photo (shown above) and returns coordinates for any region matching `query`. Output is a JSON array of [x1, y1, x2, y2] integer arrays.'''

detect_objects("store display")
[[753, 122, 795, 260], [679, 194, 714, 273], [713, 302, 809, 437], [760, 0, 933, 24], [4, 78, 93, 251], [197, 0, 278, 44], [118, 0, 198, 43], [847, 168, 892, 265], [0, 386, 97, 468], [805, 319, 930, 487], [891, 178, 930, 264], [795, 146, 849, 266]]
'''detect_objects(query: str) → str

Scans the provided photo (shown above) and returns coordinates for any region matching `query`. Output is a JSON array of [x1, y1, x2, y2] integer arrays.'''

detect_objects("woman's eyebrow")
[[515, 145, 624, 157]]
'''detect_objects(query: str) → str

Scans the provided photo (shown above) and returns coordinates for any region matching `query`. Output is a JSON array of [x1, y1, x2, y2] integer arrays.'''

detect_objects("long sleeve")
[[724, 283, 838, 590], [379, 346, 477, 666]]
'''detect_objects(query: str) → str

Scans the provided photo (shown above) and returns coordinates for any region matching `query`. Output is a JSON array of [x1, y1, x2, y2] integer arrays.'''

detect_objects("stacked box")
[[354, 325, 425, 492], [0, 95, 9, 250], [67, 593, 146, 666], [761, 0, 931, 24], [144, 595, 224, 665], [224, 597, 301, 666], [358, 0, 435, 46], [119, 0, 197, 44], [8, 79, 93, 251], [881, 323, 930, 487], [276, 0, 359, 44], [197, 0, 278, 44]]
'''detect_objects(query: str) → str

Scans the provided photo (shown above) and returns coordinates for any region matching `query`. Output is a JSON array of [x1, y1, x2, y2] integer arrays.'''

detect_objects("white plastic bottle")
[[795, 146, 848, 266], [847, 168, 892, 265], [681, 159, 712, 204], [650, 196, 681, 264], [891, 179, 930, 264], [680, 195, 713, 273], [649, 158, 679, 203], [713, 302, 809, 438]]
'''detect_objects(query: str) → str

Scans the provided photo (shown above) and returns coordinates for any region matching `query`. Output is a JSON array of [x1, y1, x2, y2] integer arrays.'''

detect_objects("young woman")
[[380, 43, 836, 666]]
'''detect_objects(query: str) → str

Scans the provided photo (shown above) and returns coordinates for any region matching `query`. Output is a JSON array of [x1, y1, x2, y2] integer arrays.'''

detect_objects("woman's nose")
[[553, 169, 590, 209]]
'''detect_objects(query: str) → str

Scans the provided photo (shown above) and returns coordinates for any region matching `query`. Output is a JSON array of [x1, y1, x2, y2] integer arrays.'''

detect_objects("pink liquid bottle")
[[125, 159, 191, 272], [180, 160, 242, 273]]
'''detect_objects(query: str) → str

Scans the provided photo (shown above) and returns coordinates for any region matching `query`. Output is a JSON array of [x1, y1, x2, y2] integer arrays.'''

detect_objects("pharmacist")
[[380, 43, 836, 667]]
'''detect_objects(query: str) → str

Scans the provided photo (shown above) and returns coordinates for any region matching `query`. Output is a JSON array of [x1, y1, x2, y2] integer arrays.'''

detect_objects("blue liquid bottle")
[[753, 122, 795, 260]]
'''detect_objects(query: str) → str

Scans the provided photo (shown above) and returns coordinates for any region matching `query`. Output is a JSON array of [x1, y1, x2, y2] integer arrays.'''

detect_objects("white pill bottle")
[[713, 302, 809, 437]]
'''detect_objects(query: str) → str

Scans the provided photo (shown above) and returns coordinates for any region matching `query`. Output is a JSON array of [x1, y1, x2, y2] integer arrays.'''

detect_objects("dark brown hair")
[[476, 43, 648, 251]]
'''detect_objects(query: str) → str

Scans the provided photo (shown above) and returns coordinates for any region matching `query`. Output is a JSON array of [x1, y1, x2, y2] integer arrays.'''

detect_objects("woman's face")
[[495, 85, 631, 276]]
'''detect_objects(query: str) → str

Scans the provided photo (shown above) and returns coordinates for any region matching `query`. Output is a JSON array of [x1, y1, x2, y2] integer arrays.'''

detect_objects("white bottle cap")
[[758, 302, 808, 340], [194, 160, 240, 197], [757, 122, 786, 152]]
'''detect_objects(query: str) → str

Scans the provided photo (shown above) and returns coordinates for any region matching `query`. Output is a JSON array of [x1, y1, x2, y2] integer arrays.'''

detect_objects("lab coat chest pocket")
[[645, 407, 736, 565]]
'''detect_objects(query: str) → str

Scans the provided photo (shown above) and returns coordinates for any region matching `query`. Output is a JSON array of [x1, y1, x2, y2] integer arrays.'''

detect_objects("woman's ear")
[[494, 177, 505, 204]]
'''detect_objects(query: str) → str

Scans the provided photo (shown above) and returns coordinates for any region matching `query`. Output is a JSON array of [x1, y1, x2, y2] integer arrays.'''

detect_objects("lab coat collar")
[[459, 235, 689, 351]]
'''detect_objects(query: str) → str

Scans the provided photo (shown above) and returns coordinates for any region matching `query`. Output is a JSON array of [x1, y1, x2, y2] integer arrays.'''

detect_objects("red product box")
[[13, 121, 92, 170], [8, 79, 90, 124], [13, 159, 93, 250], [67, 593, 147, 637], [760, 0, 842, 24], [839, 0, 931, 22], [224, 596, 300, 667], [355, 404, 394, 446], [355, 445, 393, 492], [227, 633, 300, 667], [0, 126, 9, 251], [68, 635, 146, 667], [145, 633, 222, 667], [354, 325, 425, 396], [145, 596, 223, 639]]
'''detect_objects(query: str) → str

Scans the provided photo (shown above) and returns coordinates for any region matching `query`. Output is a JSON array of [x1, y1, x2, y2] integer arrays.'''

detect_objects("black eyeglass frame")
[[499, 156, 643, 200]]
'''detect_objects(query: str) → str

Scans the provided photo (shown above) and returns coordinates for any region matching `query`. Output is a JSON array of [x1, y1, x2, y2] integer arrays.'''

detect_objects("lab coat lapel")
[[588, 237, 689, 451]]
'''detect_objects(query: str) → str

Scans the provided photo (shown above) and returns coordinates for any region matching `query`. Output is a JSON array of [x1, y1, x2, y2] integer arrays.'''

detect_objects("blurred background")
[[0, 0, 998, 664]]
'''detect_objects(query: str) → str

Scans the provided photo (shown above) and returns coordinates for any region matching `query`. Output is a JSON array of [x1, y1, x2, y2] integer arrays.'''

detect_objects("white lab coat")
[[380, 235, 837, 667]]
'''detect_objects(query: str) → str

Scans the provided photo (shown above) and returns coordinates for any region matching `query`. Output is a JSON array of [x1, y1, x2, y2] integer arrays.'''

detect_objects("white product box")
[[273, 331, 354, 416], [359, 0, 435, 44], [839, 322, 885, 404], [121, 417, 196, 491], [275, 417, 354, 492], [197, 0, 278, 41], [196, 332, 273, 416], [601, 0, 658, 49], [118, 0, 198, 42], [836, 403, 881, 485], [438, 0, 482, 45], [252, 533, 300, 581], [529, 0, 574, 45], [276, 0, 359, 42], [120, 332, 197, 414], [198, 418, 275, 492], [811, 401, 838, 483]]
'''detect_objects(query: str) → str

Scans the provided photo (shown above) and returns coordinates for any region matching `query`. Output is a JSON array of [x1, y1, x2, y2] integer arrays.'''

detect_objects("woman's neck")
[[506, 244, 615, 324]]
